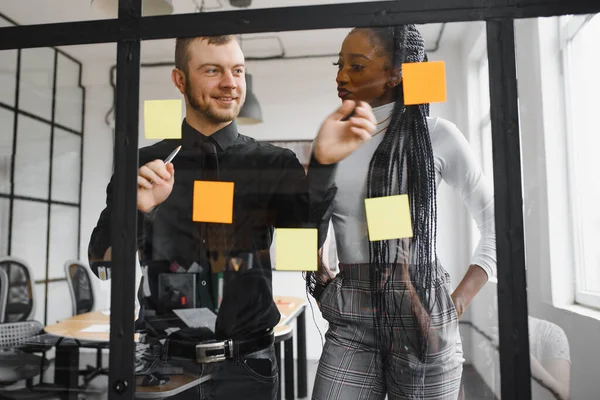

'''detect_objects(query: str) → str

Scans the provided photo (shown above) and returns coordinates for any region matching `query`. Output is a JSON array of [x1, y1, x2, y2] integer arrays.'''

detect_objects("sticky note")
[[144, 99, 182, 139], [402, 61, 447, 105], [192, 181, 234, 224], [275, 228, 317, 271], [365, 194, 413, 241]]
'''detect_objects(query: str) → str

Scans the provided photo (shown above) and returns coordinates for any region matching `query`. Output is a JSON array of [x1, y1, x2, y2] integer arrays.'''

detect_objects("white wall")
[[79, 46, 470, 361]]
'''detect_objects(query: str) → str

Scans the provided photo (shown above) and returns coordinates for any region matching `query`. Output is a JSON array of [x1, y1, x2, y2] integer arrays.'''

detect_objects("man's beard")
[[185, 80, 241, 124]]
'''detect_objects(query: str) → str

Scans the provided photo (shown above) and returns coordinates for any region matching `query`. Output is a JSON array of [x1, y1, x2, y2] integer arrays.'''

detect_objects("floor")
[[2, 352, 497, 399]]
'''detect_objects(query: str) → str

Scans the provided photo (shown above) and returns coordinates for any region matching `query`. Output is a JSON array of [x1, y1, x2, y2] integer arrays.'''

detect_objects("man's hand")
[[313, 100, 376, 165], [137, 160, 175, 213]]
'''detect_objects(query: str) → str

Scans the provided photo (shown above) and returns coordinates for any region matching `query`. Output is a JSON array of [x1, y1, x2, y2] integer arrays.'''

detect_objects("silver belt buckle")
[[195, 340, 231, 364]]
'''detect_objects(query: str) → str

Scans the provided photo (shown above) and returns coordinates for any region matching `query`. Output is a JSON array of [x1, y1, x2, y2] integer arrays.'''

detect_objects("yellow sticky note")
[[192, 181, 234, 224], [402, 61, 447, 105], [144, 99, 182, 139], [275, 228, 317, 271], [365, 194, 413, 241]]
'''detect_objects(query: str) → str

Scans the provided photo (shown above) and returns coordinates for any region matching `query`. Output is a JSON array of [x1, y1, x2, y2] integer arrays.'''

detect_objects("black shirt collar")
[[181, 119, 239, 152]]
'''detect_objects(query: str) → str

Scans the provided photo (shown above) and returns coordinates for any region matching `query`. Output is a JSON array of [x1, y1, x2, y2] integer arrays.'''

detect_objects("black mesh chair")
[[64, 261, 107, 385], [65, 261, 95, 316], [0, 257, 36, 323]]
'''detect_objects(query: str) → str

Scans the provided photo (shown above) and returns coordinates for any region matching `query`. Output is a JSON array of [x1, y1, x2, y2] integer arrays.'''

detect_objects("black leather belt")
[[165, 330, 274, 364]]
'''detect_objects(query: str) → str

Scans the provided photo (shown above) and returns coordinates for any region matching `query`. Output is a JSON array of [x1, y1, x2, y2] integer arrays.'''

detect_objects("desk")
[[135, 374, 211, 399], [274, 296, 309, 400], [44, 296, 308, 400]]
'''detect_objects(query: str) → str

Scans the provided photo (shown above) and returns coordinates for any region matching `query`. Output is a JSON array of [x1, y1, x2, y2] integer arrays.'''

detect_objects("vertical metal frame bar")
[[7, 49, 20, 256], [43, 49, 59, 326], [486, 18, 531, 399], [108, 0, 141, 398], [78, 60, 86, 261]]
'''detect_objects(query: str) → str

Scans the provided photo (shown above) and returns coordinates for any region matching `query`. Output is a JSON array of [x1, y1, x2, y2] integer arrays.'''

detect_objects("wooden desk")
[[44, 297, 308, 400], [45, 311, 138, 342], [135, 374, 210, 399]]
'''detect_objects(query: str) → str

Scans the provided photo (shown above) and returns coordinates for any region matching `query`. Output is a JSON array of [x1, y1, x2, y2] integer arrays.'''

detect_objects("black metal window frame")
[[0, 12, 85, 326], [1, 1, 599, 399]]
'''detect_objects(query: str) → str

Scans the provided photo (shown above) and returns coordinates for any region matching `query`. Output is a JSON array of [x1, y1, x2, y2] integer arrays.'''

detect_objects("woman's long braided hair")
[[361, 25, 439, 393]]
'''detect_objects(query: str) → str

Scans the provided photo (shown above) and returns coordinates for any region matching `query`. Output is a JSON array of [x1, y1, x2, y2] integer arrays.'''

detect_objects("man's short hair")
[[175, 35, 236, 73]]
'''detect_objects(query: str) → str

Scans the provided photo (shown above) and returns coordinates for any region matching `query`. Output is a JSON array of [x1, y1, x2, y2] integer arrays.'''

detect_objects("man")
[[89, 35, 375, 399]]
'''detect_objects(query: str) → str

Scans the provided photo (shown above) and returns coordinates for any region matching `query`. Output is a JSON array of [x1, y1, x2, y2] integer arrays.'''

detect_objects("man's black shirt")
[[89, 119, 336, 340]]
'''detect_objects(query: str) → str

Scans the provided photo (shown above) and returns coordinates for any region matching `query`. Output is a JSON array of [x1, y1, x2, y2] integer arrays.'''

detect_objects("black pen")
[[341, 109, 356, 122]]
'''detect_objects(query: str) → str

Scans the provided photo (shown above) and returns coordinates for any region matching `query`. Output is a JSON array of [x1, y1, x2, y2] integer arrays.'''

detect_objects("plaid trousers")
[[313, 263, 464, 400]]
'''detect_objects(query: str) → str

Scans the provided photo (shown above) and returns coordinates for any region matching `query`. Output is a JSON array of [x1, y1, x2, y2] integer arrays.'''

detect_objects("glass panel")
[[13, 115, 51, 199], [34, 282, 47, 325], [0, 1, 110, 25], [0, 49, 17, 107], [19, 48, 55, 121], [11, 199, 48, 278], [46, 280, 74, 325], [517, 15, 599, 400], [565, 14, 600, 295], [174, 0, 381, 14], [48, 205, 79, 279], [0, 107, 14, 195], [51, 128, 81, 203], [49, 41, 112, 396], [478, 57, 490, 119], [0, 16, 17, 107], [0, 198, 9, 255], [55, 53, 84, 132], [137, 21, 500, 398]]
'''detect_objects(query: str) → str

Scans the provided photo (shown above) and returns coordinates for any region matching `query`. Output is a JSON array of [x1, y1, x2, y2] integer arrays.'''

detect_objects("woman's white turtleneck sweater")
[[331, 102, 497, 278]]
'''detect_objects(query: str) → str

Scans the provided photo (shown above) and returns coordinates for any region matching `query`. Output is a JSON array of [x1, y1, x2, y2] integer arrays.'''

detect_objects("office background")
[[0, 1, 599, 399]]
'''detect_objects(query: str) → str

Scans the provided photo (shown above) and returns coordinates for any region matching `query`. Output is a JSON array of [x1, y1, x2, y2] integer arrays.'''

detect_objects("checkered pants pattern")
[[313, 263, 464, 400]]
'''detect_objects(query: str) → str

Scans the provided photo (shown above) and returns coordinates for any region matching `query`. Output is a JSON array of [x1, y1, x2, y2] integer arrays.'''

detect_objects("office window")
[[0, 13, 85, 324], [475, 56, 493, 181], [561, 13, 600, 309]]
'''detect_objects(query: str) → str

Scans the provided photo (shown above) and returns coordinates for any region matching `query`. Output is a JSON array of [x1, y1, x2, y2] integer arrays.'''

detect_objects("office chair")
[[0, 320, 51, 399], [64, 260, 107, 386], [0, 257, 36, 323]]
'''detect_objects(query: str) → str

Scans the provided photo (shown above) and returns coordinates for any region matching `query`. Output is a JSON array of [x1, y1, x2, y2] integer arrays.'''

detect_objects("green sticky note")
[[275, 228, 318, 271], [144, 99, 182, 139], [365, 194, 413, 241]]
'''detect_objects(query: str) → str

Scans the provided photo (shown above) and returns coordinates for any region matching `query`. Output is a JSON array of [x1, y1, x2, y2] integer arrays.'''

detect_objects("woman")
[[307, 25, 496, 399]]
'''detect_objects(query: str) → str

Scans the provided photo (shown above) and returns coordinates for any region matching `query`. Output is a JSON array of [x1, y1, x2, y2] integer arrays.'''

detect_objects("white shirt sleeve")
[[432, 118, 497, 279]]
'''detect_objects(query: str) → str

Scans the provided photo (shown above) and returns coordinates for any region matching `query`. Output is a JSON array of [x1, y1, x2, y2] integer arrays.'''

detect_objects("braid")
[[357, 24, 438, 395]]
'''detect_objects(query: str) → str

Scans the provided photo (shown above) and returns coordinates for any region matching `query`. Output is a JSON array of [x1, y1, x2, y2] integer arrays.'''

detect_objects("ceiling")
[[0, 0, 470, 64]]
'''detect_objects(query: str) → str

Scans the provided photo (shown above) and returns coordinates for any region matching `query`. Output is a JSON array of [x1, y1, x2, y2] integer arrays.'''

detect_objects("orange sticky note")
[[402, 61, 447, 105], [365, 194, 413, 241], [275, 228, 318, 271], [144, 99, 182, 139], [192, 181, 234, 224]]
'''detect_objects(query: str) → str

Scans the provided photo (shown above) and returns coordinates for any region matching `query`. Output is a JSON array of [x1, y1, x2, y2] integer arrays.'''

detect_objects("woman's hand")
[[312, 100, 376, 165], [450, 264, 489, 319], [450, 292, 466, 319]]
